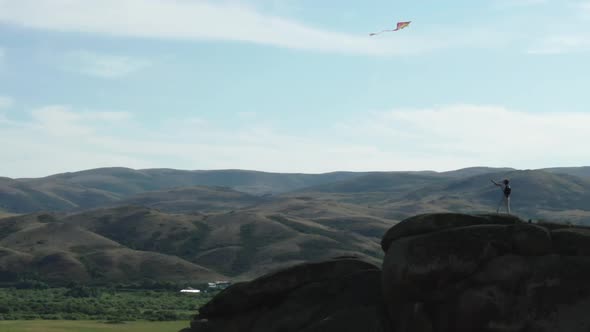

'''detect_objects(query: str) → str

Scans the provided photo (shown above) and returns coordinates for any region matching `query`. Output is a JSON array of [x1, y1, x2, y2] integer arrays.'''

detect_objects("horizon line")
[[9, 165, 590, 180]]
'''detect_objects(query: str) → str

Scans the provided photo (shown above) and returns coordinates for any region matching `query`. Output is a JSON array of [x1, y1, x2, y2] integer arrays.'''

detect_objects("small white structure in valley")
[[208, 281, 231, 290], [180, 287, 201, 294]]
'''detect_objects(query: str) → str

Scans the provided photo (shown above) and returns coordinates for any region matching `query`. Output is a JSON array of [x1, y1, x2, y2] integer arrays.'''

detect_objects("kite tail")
[[369, 30, 393, 36]]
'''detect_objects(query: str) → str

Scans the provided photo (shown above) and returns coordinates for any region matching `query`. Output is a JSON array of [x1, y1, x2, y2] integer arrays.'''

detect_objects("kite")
[[369, 21, 411, 36]]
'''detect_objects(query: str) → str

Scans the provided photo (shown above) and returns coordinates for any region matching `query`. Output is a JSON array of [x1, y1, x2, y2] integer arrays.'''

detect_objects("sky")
[[1, 0, 590, 178]]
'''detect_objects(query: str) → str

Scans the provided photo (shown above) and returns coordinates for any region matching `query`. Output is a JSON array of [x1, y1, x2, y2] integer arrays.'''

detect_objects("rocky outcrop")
[[380, 213, 523, 252], [382, 213, 590, 332], [185, 257, 390, 332], [181, 213, 590, 332]]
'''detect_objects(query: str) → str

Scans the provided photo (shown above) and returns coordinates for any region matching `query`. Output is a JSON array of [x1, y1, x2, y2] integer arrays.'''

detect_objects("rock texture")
[[185, 257, 389, 332], [181, 213, 590, 332], [382, 213, 590, 332]]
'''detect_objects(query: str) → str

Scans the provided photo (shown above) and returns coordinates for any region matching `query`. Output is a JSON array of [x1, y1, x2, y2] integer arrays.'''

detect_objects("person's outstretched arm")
[[491, 179, 502, 187]]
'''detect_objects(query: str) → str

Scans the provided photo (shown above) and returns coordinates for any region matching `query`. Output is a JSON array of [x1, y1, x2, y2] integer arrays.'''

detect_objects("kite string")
[[369, 29, 394, 36]]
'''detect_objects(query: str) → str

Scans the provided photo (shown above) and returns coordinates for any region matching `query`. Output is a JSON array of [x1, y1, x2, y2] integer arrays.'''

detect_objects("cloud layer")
[[0, 0, 493, 56], [0, 96, 13, 109], [1, 101, 588, 178], [61, 50, 152, 78], [2, 0, 589, 55], [529, 34, 590, 54]]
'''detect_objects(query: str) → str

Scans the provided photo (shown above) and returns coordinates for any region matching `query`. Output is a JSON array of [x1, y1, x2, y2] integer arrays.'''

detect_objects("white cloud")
[[0, 96, 12, 124], [0, 96, 13, 109], [0, 105, 142, 177], [528, 34, 590, 54], [61, 50, 152, 78], [579, 1, 590, 18], [1, 103, 589, 178], [487, 1, 590, 54], [337, 105, 590, 167], [29, 105, 132, 137], [0, 47, 5, 70], [0, 0, 586, 57], [0, 0, 481, 56], [492, 0, 548, 7], [525, 0, 590, 54]]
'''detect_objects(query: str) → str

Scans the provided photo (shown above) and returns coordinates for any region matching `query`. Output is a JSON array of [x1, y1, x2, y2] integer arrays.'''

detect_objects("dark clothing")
[[503, 185, 511, 198]]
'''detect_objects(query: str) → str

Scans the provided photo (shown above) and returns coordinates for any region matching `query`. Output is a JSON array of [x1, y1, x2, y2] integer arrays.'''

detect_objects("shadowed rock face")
[[381, 213, 590, 332], [184, 257, 390, 332], [181, 213, 590, 332]]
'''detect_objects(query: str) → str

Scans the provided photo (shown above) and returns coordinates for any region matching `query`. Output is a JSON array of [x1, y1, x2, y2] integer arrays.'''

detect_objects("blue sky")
[[1, 0, 590, 177]]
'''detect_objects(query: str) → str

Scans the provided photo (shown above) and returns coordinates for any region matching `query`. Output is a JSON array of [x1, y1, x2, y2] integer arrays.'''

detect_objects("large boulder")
[[181, 213, 590, 332], [551, 228, 590, 256], [187, 257, 391, 332], [382, 213, 590, 332], [380, 213, 522, 252]]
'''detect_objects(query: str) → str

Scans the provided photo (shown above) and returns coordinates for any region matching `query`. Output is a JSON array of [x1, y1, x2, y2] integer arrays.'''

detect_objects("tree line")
[[0, 284, 217, 321]]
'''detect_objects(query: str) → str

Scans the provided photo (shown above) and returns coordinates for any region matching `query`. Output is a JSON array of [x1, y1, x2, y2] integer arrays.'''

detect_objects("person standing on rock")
[[491, 179, 511, 214]]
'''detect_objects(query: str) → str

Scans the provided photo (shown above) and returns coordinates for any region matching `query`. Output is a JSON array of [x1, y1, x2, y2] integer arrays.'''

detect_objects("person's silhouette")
[[491, 179, 511, 214]]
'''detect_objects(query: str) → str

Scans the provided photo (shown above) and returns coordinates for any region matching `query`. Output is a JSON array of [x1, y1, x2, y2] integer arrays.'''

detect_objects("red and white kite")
[[370, 21, 411, 36]]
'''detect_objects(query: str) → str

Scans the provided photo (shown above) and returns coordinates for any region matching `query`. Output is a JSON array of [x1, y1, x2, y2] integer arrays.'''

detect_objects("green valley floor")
[[0, 320, 187, 332]]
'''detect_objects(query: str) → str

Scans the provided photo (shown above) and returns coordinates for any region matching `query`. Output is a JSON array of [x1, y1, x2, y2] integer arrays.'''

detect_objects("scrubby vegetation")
[[0, 320, 188, 332], [0, 282, 216, 321]]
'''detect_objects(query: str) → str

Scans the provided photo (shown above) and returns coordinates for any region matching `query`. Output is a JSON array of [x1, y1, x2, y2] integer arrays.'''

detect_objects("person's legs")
[[497, 197, 504, 213], [506, 197, 511, 214]]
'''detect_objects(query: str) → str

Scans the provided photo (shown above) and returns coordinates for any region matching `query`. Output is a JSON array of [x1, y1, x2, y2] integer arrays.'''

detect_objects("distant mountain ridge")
[[2, 168, 369, 213], [20, 167, 369, 195], [542, 166, 590, 178], [2, 166, 590, 215]]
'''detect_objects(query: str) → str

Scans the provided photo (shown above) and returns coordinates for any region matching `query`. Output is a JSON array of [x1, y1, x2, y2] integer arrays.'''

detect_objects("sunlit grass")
[[0, 320, 188, 332]]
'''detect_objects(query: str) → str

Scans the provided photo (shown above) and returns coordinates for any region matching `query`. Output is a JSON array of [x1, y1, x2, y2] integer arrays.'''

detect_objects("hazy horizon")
[[5, 164, 590, 180]]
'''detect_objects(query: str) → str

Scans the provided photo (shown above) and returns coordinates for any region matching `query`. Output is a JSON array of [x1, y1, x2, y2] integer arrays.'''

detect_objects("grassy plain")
[[0, 320, 187, 332]]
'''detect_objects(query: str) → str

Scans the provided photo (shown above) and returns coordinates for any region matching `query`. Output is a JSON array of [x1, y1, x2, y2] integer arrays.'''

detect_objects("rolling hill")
[[63, 203, 386, 279], [285, 169, 590, 225], [0, 200, 389, 283], [296, 172, 448, 194], [116, 186, 268, 213], [6, 166, 587, 215], [3, 166, 590, 283], [359, 169, 590, 224], [2, 168, 369, 213], [542, 166, 590, 178], [438, 166, 516, 178], [0, 177, 82, 213], [20, 167, 368, 196], [0, 211, 223, 283]]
